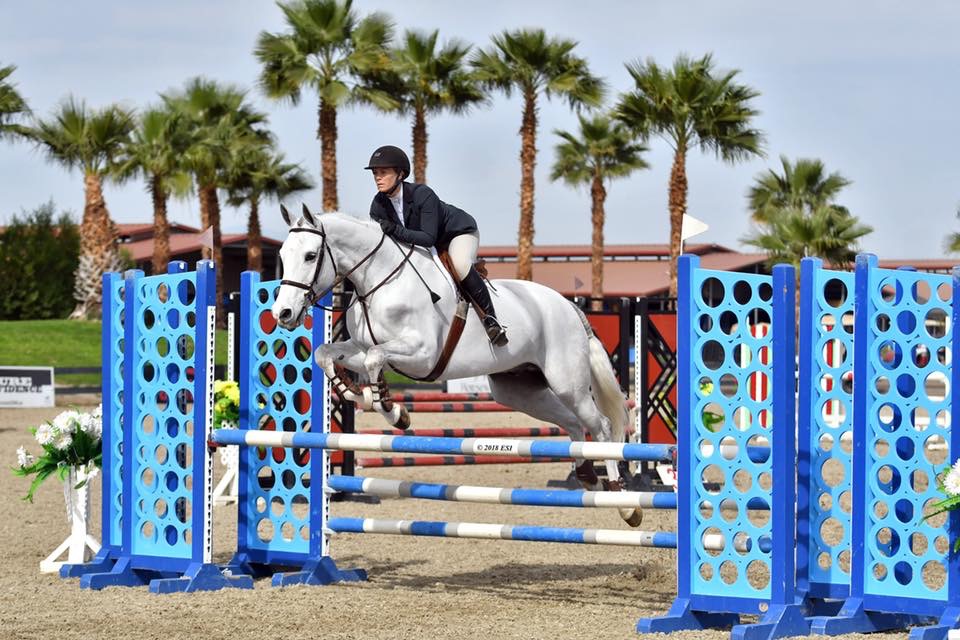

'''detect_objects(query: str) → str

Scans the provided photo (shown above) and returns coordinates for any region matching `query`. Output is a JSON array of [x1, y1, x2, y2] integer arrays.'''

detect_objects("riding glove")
[[380, 219, 397, 235]]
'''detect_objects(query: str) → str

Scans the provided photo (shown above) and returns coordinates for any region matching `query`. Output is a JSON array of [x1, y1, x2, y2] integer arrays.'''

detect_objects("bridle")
[[279, 222, 412, 312]]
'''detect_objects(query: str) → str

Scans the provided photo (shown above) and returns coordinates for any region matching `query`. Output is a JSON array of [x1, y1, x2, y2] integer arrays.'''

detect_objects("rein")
[[280, 221, 466, 382]]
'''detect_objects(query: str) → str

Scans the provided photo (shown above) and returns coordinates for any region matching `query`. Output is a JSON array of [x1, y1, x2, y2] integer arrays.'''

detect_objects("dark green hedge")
[[0, 201, 80, 320]]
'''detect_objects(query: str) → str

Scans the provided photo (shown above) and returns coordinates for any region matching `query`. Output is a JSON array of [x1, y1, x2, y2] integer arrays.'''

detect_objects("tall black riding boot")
[[461, 268, 508, 346]]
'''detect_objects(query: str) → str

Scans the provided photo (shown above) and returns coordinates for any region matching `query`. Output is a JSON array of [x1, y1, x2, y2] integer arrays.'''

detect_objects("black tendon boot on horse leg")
[[461, 268, 508, 346]]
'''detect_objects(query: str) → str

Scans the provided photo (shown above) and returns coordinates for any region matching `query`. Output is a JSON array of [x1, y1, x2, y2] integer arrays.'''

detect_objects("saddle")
[[331, 252, 490, 412], [438, 250, 490, 317], [414, 250, 492, 382]]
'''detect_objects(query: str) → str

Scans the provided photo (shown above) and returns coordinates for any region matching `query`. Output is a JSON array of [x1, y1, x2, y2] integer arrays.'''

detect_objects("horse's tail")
[[571, 304, 629, 444]]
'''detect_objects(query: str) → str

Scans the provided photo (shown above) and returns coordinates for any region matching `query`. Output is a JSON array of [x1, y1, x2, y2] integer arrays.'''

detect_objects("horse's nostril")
[[279, 308, 293, 321]]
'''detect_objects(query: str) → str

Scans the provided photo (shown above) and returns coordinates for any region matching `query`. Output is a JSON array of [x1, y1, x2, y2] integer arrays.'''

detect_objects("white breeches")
[[448, 231, 479, 281]]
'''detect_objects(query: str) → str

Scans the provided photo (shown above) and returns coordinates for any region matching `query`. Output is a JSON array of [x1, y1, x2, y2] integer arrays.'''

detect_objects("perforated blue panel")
[[238, 274, 320, 563], [123, 264, 215, 569], [855, 257, 953, 607], [101, 272, 125, 550], [686, 264, 777, 602], [798, 260, 855, 598]]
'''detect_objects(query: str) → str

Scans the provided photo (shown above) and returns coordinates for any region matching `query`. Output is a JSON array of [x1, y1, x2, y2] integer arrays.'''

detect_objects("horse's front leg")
[[314, 341, 372, 409], [362, 336, 423, 430]]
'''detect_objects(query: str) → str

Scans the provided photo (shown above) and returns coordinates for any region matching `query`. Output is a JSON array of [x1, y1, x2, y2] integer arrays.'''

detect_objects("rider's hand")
[[380, 219, 397, 235]]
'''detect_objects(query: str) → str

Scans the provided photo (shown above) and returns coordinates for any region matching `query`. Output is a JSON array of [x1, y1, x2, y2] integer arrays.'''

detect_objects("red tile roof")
[[479, 242, 728, 259], [483, 250, 768, 297], [876, 258, 958, 272], [123, 230, 282, 262]]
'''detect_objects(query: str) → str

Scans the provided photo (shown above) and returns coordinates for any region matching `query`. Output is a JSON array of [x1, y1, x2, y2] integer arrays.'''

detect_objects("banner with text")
[[0, 367, 55, 408]]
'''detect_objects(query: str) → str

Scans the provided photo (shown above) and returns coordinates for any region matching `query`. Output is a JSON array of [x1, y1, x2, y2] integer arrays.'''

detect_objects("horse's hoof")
[[360, 386, 374, 411], [394, 405, 411, 431], [621, 507, 643, 528], [575, 461, 600, 488]]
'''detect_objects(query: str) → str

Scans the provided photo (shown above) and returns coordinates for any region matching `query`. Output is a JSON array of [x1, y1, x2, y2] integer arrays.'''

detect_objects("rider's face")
[[372, 167, 401, 193]]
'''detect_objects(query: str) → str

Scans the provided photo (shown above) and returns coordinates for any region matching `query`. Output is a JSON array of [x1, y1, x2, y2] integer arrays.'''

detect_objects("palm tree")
[[615, 53, 764, 295], [162, 78, 272, 314], [119, 107, 192, 274], [26, 98, 134, 319], [0, 64, 30, 139], [945, 205, 960, 254], [748, 155, 851, 224], [472, 29, 605, 281], [255, 0, 394, 211], [382, 29, 485, 184], [551, 113, 648, 309], [744, 205, 872, 271], [226, 148, 313, 272]]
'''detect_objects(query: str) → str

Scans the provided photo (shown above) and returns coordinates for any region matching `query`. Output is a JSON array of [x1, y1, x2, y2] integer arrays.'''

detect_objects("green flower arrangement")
[[213, 380, 240, 429]]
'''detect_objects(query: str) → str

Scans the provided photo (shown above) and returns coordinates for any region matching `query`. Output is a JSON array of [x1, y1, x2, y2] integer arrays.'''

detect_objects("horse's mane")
[[294, 210, 380, 231]]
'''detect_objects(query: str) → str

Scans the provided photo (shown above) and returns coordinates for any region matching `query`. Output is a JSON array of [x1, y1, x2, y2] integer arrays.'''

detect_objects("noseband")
[[279, 225, 339, 307]]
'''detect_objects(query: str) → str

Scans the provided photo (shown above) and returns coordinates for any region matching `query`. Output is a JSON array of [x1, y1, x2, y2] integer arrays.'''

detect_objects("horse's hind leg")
[[539, 362, 643, 527], [488, 372, 606, 493]]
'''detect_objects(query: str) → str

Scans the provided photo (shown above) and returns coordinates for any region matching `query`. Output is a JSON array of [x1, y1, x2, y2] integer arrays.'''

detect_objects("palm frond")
[[0, 63, 31, 139], [551, 112, 648, 187]]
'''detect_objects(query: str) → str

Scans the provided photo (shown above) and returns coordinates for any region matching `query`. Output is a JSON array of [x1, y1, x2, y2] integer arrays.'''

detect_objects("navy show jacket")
[[369, 181, 477, 249]]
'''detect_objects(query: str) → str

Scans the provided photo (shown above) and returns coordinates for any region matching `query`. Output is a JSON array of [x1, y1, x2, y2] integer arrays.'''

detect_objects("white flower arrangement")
[[12, 405, 103, 502], [944, 460, 960, 498]]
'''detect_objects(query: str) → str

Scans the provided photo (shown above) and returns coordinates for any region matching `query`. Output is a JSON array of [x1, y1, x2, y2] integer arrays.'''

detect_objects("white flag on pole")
[[681, 214, 710, 242], [197, 226, 214, 249]]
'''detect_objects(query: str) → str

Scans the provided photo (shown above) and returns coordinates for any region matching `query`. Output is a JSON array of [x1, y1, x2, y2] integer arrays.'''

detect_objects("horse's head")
[[272, 204, 336, 330]]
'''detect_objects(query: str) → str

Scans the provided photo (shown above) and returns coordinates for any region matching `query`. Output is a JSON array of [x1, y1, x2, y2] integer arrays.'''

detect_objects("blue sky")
[[1, 1, 958, 258]]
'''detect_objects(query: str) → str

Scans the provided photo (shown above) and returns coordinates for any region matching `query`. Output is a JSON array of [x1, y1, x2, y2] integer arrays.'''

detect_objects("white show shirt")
[[386, 184, 445, 269], [389, 185, 405, 227]]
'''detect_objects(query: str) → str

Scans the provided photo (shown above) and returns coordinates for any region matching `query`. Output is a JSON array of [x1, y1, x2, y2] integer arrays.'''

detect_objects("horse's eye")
[[305, 252, 317, 262]]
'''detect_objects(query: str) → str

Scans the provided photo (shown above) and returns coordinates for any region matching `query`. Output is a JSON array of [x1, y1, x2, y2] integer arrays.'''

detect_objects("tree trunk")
[[412, 105, 427, 184], [247, 197, 263, 273], [318, 98, 338, 212], [198, 183, 224, 325], [71, 173, 120, 320], [590, 172, 606, 312], [150, 174, 170, 275], [667, 145, 688, 297], [516, 88, 537, 281]]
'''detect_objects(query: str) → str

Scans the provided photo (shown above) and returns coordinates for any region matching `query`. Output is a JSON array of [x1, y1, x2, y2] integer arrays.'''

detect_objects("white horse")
[[272, 208, 642, 527]]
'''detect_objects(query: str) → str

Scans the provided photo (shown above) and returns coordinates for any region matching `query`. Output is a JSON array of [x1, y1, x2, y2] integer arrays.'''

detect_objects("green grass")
[[0, 320, 229, 387]]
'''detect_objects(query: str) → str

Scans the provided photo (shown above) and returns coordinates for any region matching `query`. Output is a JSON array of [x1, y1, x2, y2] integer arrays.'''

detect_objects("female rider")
[[365, 145, 507, 346]]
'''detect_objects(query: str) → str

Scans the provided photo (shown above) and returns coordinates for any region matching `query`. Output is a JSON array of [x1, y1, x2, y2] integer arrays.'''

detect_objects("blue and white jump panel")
[[638, 255, 808, 639], [60, 272, 127, 578], [228, 273, 364, 587], [796, 258, 855, 601], [78, 261, 251, 593], [810, 255, 960, 639]]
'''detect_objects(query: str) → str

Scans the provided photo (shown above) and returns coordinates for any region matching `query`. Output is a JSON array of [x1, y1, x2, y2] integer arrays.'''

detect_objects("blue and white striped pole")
[[327, 518, 773, 552], [213, 430, 676, 462], [328, 475, 771, 511], [328, 517, 677, 547], [328, 475, 669, 509]]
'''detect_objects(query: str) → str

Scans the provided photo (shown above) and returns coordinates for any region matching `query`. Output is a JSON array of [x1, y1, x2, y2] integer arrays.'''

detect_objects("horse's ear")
[[280, 204, 292, 227], [301, 203, 317, 228]]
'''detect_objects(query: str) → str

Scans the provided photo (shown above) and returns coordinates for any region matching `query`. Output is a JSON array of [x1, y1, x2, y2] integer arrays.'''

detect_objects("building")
[[479, 243, 769, 302], [113, 221, 960, 303], [118, 223, 281, 296]]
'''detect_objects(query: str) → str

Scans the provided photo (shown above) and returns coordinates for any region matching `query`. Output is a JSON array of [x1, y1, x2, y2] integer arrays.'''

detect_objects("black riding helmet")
[[365, 145, 410, 179]]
